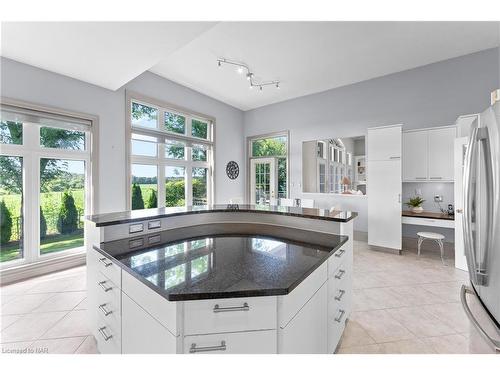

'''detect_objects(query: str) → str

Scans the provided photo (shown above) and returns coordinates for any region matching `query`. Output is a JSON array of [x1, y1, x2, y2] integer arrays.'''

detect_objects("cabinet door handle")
[[99, 257, 113, 267], [334, 289, 346, 301], [334, 309, 346, 323], [213, 302, 249, 313], [334, 249, 345, 258], [430, 177, 443, 180], [190, 340, 227, 353], [415, 177, 427, 180], [98, 327, 112, 341], [334, 269, 346, 279], [99, 303, 112, 316], [98, 281, 112, 292], [389, 156, 400, 160]]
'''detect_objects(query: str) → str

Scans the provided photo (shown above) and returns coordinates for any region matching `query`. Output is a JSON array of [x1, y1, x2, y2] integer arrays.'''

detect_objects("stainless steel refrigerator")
[[461, 92, 500, 353]]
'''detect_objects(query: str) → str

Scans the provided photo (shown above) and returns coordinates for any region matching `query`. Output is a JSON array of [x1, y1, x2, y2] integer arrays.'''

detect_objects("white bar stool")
[[417, 231, 446, 264]]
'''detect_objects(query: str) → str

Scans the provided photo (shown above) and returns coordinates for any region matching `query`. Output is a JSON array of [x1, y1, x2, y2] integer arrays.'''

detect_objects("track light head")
[[217, 60, 222, 67], [246, 72, 253, 81], [276, 82, 280, 89]]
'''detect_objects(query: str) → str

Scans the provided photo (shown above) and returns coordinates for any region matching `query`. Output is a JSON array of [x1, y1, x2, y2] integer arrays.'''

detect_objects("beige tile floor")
[[0, 239, 471, 354], [338, 240, 472, 354]]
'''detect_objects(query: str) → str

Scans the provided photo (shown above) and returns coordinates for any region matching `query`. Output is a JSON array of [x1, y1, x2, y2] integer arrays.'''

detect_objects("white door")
[[250, 158, 277, 205], [428, 127, 457, 181], [403, 130, 428, 181], [367, 125, 402, 161], [454, 137, 468, 271], [367, 159, 402, 250]]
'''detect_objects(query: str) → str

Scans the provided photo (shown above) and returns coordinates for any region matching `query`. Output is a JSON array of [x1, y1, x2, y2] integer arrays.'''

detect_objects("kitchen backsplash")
[[402, 182, 454, 213]]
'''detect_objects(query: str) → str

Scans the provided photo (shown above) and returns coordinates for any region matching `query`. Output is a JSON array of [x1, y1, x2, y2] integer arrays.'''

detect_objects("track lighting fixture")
[[217, 58, 280, 91]]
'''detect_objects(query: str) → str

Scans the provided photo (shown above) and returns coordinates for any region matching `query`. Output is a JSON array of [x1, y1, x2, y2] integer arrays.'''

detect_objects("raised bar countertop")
[[402, 210, 454, 221], [94, 223, 348, 301], [86, 204, 357, 227]]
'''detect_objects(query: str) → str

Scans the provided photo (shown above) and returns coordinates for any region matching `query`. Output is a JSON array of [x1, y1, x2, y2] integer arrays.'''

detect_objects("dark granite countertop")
[[402, 210, 454, 221], [95, 223, 348, 301], [86, 204, 357, 227]]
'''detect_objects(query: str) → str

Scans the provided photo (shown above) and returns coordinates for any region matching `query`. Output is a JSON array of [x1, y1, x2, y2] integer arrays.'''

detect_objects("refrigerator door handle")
[[463, 126, 480, 285], [461, 285, 500, 352], [477, 127, 494, 285]]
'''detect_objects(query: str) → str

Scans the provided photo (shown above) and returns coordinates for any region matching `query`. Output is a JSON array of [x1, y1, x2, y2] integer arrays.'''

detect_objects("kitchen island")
[[85, 205, 357, 354]]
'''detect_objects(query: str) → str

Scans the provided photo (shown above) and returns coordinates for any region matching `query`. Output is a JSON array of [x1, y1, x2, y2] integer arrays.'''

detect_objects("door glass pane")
[[40, 127, 85, 150], [0, 121, 22, 145], [131, 164, 158, 210], [192, 167, 208, 206], [131, 102, 157, 129], [277, 158, 287, 198], [192, 144, 207, 162], [165, 140, 185, 160], [164, 112, 185, 134], [40, 159, 85, 255], [165, 166, 185, 207], [254, 162, 270, 204], [191, 119, 208, 139], [131, 133, 157, 157], [0, 156, 24, 262]]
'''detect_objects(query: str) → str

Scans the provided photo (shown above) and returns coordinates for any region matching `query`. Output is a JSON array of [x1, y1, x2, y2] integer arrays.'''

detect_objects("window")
[[128, 96, 214, 209], [249, 133, 289, 202], [0, 102, 95, 268]]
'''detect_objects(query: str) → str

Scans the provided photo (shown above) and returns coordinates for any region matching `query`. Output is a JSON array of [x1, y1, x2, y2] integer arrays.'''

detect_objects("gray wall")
[[244, 48, 500, 232], [0, 57, 245, 214]]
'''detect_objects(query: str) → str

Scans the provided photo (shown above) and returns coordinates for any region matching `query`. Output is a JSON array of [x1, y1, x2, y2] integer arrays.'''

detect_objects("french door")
[[250, 158, 277, 205]]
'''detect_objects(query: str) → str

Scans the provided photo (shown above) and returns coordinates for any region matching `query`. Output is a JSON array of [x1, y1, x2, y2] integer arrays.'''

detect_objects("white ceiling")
[[0, 22, 216, 90], [1, 22, 499, 110]]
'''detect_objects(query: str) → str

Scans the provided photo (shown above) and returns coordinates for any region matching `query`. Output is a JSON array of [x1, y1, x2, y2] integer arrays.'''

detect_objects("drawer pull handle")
[[190, 340, 226, 353], [98, 327, 113, 341], [334, 269, 346, 279], [334, 309, 346, 323], [99, 303, 112, 316], [99, 257, 113, 267], [213, 302, 249, 313], [334, 249, 345, 258], [98, 281, 112, 292], [334, 289, 346, 301]]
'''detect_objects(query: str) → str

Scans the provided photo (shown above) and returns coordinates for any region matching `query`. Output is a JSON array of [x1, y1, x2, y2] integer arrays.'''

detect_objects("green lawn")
[[0, 232, 84, 263]]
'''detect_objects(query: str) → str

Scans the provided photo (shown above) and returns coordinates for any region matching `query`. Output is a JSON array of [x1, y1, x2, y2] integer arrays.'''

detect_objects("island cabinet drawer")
[[94, 314, 121, 354], [183, 296, 277, 335], [327, 247, 350, 278], [278, 262, 327, 328], [122, 293, 177, 354], [95, 274, 121, 323], [184, 330, 277, 354], [328, 303, 348, 353], [121, 271, 179, 335], [89, 248, 121, 288]]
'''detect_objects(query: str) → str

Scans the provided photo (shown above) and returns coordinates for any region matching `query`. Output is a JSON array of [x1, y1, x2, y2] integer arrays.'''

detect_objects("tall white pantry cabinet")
[[367, 125, 403, 253]]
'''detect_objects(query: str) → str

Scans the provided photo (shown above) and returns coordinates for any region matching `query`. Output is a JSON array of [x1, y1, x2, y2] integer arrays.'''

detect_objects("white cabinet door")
[[122, 293, 177, 354], [403, 131, 428, 181], [278, 283, 327, 354], [367, 125, 402, 161], [428, 127, 457, 181], [367, 159, 402, 250]]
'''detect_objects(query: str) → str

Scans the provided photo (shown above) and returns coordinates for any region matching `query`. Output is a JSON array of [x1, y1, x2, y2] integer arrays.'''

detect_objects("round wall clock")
[[226, 161, 239, 180]]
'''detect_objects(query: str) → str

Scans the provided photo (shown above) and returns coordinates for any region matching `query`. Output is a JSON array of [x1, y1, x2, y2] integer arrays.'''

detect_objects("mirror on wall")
[[302, 136, 366, 195]]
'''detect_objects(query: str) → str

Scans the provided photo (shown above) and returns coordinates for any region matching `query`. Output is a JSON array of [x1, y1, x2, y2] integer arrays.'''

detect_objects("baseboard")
[[0, 252, 86, 286]]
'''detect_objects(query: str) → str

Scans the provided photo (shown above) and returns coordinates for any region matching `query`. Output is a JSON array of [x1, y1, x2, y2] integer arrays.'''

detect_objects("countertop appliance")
[[461, 92, 500, 353]]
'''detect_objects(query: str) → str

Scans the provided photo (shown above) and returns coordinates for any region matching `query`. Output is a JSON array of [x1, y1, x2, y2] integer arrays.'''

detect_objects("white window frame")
[[246, 131, 289, 203], [126, 91, 215, 209], [0, 97, 98, 271]]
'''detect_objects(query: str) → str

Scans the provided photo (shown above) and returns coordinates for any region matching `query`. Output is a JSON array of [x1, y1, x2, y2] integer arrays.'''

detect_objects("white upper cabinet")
[[402, 126, 457, 182], [403, 131, 428, 181], [428, 127, 457, 181], [367, 125, 402, 161]]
